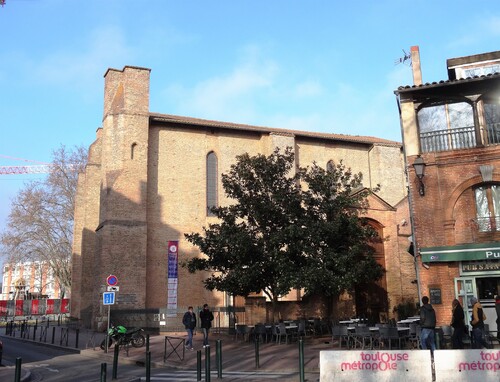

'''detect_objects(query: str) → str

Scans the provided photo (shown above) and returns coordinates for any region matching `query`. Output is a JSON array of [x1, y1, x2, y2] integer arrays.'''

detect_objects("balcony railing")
[[420, 123, 500, 153], [420, 126, 476, 153]]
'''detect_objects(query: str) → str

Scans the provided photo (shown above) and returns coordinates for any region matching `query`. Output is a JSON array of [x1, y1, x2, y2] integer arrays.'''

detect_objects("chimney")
[[410, 46, 423, 86]]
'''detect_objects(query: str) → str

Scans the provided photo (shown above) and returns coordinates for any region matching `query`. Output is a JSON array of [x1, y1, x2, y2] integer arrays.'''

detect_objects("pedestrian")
[[450, 299, 465, 349], [182, 306, 196, 350], [200, 303, 214, 348], [470, 296, 490, 349], [419, 296, 436, 351], [495, 294, 500, 341]]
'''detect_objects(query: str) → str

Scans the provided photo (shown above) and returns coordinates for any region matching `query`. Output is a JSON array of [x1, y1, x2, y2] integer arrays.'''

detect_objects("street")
[[1, 336, 146, 381]]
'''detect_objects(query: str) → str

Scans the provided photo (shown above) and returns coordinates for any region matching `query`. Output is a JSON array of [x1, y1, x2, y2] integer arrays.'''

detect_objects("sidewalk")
[[0, 327, 326, 381]]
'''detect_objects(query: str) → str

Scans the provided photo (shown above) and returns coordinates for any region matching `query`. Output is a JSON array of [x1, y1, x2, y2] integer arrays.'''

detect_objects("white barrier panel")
[[320, 350, 432, 382], [434, 349, 500, 382]]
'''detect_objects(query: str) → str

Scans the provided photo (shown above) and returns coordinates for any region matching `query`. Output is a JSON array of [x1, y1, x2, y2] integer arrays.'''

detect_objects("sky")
[[0, 0, 499, 266]]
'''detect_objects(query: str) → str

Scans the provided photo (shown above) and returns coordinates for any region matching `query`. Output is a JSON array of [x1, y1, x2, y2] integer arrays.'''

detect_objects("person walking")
[[450, 299, 465, 349], [200, 303, 214, 348], [182, 306, 196, 350], [470, 296, 490, 349], [419, 296, 436, 351]]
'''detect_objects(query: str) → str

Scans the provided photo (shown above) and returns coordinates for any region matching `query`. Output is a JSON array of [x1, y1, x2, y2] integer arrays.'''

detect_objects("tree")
[[184, 148, 305, 321], [184, 147, 383, 321], [0, 145, 87, 298], [299, 161, 384, 317]]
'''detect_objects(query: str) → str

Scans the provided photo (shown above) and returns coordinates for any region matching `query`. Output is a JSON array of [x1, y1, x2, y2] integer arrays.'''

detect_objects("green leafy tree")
[[184, 148, 383, 321], [299, 161, 384, 317], [184, 148, 305, 321]]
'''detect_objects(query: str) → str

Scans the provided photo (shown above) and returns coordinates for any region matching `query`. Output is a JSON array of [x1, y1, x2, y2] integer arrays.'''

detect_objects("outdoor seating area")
[[233, 317, 331, 345]]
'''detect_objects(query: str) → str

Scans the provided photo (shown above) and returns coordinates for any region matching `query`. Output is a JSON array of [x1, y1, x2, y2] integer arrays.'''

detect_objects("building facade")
[[396, 47, 500, 333], [71, 66, 417, 330], [1, 261, 64, 300]]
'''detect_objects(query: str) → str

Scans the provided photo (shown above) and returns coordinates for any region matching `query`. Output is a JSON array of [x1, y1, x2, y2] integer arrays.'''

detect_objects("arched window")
[[474, 184, 500, 231], [326, 160, 335, 173], [206, 152, 218, 216]]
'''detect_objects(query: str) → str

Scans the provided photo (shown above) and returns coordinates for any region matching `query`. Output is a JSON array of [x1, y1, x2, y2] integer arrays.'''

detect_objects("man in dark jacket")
[[182, 306, 196, 350], [451, 299, 465, 349], [495, 294, 500, 340], [199, 303, 214, 348], [419, 296, 436, 351]]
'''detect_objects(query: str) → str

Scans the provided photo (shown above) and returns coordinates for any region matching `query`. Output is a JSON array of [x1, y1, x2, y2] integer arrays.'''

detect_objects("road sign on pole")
[[103, 291, 115, 305], [106, 275, 118, 286]]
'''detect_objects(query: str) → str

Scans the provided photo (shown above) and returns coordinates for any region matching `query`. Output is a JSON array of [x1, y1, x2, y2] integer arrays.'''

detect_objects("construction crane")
[[0, 165, 52, 175], [0, 154, 52, 175]]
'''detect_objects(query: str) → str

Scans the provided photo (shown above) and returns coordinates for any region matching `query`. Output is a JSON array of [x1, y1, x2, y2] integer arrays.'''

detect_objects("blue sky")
[[0, 0, 499, 248]]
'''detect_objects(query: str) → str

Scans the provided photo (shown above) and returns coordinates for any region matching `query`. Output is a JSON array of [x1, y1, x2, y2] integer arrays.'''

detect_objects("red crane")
[[0, 154, 52, 175]]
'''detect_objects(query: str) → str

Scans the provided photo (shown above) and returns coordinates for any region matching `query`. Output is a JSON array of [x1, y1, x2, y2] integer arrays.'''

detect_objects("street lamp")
[[413, 155, 426, 196]]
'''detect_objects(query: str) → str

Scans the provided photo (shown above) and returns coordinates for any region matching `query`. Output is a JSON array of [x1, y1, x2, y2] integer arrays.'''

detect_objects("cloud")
[[162, 46, 279, 121], [31, 26, 133, 94]]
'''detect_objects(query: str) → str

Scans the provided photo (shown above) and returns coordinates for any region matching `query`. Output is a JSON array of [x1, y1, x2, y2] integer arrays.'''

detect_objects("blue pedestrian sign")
[[103, 291, 115, 305]]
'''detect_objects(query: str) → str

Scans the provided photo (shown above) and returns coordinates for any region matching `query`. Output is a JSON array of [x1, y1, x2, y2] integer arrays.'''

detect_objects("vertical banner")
[[15, 300, 23, 316], [61, 298, 70, 314], [167, 241, 179, 317], [31, 299, 40, 315], [46, 299, 54, 314]]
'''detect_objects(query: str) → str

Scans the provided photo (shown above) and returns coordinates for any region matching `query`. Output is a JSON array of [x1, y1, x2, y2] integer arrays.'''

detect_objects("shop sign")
[[461, 260, 500, 273], [421, 242, 500, 263]]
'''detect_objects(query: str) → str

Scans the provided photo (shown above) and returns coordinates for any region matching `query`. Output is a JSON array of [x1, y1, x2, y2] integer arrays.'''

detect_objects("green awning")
[[421, 242, 500, 262]]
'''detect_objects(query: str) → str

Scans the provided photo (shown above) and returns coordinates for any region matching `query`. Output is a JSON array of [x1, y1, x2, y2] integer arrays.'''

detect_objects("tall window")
[[475, 184, 500, 231], [206, 152, 218, 216]]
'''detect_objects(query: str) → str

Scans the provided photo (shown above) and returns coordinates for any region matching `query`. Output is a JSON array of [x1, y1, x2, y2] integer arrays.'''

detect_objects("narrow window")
[[206, 152, 218, 216], [131, 143, 137, 160]]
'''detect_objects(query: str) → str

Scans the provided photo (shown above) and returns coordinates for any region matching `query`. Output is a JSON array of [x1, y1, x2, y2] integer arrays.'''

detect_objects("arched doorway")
[[354, 220, 389, 323]]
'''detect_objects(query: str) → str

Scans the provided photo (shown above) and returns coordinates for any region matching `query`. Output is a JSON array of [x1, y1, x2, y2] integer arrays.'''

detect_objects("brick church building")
[[71, 66, 417, 330]]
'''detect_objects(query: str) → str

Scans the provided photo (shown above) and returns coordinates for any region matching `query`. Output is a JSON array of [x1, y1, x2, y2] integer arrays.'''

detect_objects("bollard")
[[216, 339, 222, 379], [435, 331, 440, 350], [112, 344, 119, 380], [146, 351, 151, 382], [197, 350, 202, 381], [255, 336, 260, 368], [204, 345, 211, 382], [75, 328, 80, 348], [299, 339, 305, 382], [100, 363, 107, 382], [15, 357, 22, 382], [33, 323, 37, 341]]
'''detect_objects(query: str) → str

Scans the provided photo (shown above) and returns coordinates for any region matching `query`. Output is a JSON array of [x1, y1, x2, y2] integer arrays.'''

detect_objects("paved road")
[[139, 370, 300, 381]]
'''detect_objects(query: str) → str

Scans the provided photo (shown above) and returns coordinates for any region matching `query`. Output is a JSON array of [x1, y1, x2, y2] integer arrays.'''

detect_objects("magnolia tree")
[[184, 147, 383, 321]]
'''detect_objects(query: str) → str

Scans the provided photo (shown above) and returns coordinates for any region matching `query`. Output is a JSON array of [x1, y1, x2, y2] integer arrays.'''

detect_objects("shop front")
[[421, 242, 500, 334]]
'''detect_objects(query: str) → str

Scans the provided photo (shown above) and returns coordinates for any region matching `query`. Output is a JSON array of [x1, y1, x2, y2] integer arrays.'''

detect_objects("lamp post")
[[413, 156, 426, 196]]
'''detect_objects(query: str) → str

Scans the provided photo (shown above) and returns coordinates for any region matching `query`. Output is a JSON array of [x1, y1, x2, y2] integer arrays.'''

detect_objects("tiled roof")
[[395, 71, 500, 93], [149, 112, 401, 147]]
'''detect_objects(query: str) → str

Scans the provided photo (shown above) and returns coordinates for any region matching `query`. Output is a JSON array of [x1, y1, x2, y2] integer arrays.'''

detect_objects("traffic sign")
[[103, 291, 115, 305], [107, 286, 120, 292], [106, 275, 118, 286]]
